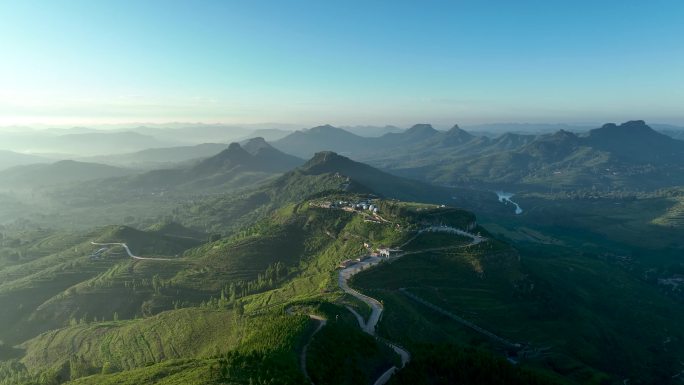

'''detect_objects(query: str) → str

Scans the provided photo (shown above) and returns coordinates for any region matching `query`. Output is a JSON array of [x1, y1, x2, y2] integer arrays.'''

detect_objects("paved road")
[[339, 258, 411, 385], [338, 226, 486, 385], [90, 242, 176, 261], [345, 305, 365, 329], [338, 256, 385, 334]]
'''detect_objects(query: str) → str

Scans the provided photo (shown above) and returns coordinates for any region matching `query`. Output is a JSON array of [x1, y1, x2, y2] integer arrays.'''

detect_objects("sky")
[[0, 0, 683, 128]]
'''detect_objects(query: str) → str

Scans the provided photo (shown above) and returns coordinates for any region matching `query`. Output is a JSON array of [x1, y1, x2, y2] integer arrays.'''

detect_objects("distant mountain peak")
[[406, 123, 438, 135], [241, 137, 304, 168], [446, 124, 473, 137], [241, 137, 272, 154], [188, 138, 303, 179], [309, 124, 339, 133], [245, 136, 267, 144], [207, 142, 252, 165], [590, 120, 658, 139], [597, 120, 649, 131], [226, 142, 243, 151], [623, 120, 647, 126], [304, 150, 342, 165], [300, 151, 358, 175], [551, 129, 579, 140]]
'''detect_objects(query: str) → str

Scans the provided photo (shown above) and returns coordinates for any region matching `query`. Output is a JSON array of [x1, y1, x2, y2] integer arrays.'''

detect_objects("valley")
[[0, 121, 683, 385], [3, 3, 684, 384]]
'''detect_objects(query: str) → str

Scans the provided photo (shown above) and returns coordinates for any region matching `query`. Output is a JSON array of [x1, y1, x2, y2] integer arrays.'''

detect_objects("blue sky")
[[1, 0, 683, 127]]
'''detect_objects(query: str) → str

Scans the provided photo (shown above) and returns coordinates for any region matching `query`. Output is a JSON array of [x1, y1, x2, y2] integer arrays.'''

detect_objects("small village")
[[308, 197, 398, 269], [314, 198, 387, 224]]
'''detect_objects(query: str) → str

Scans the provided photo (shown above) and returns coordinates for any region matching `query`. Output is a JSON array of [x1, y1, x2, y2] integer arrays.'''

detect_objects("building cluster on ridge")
[[329, 199, 380, 214]]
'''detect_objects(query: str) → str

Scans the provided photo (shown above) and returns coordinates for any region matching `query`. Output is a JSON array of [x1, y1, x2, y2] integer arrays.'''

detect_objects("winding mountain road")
[[90, 242, 176, 261], [338, 226, 485, 385]]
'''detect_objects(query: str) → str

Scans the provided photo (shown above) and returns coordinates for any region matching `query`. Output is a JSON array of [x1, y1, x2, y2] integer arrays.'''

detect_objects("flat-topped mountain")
[[584, 120, 684, 162]]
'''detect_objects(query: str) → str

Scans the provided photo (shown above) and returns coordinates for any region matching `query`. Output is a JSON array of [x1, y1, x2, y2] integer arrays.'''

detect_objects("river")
[[495, 191, 523, 214]]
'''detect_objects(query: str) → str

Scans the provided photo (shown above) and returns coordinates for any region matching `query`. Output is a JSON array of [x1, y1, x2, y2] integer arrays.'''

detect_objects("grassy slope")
[[352, 234, 684, 384], [20, 308, 237, 374], [5, 196, 477, 385], [0, 225, 202, 345], [5, 190, 683, 385], [653, 196, 684, 228], [41, 313, 310, 385]]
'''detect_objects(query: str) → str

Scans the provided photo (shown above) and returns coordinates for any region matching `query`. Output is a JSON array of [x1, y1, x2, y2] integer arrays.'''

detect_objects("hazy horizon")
[[3, 3, 684, 385], [1, 119, 684, 133], [2, 1, 683, 126]]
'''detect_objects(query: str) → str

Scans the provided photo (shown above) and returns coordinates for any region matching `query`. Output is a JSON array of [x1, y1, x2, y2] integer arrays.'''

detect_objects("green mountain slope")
[[273, 121, 684, 191], [404, 121, 684, 190], [108, 138, 304, 193], [0, 185, 485, 384], [352, 236, 684, 384], [0, 225, 202, 345], [3, 152, 684, 385], [20, 308, 237, 374]]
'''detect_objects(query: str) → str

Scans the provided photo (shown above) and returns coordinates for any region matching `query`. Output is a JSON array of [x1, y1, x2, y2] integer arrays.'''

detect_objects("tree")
[[152, 274, 162, 294], [209, 233, 222, 243], [101, 361, 117, 374]]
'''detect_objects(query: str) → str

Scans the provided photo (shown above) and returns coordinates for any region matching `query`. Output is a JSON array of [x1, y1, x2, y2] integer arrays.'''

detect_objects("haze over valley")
[[1, 1, 684, 385]]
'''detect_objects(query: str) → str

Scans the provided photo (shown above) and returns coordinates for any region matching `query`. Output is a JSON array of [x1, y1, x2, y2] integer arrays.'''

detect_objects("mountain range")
[[1, 142, 683, 385], [98, 137, 305, 193], [272, 120, 684, 190]]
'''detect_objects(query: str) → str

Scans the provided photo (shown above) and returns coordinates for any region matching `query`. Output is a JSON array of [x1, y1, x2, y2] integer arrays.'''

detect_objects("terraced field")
[[653, 197, 684, 228], [20, 308, 238, 373]]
